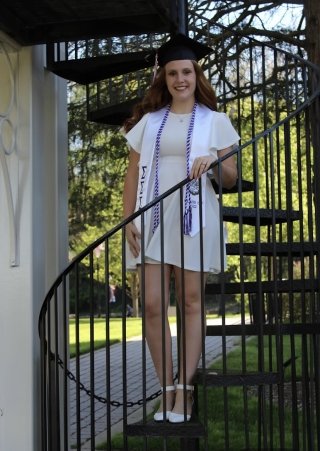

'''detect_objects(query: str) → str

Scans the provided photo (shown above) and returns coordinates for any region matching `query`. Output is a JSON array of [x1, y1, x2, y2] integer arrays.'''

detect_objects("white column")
[[0, 36, 68, 451]]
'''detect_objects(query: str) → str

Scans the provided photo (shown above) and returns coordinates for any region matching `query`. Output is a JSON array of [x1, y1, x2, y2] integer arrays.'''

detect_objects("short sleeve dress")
[[125, 108, 240, 273]]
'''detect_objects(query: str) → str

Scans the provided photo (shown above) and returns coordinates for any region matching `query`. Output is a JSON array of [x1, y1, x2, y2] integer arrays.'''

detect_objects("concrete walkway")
[[69, 317, 242, 448]]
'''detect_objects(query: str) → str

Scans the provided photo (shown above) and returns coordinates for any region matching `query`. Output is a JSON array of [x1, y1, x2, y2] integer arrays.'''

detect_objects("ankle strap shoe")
[[153, 385, 175, 422], [168, 384, 194, 423]]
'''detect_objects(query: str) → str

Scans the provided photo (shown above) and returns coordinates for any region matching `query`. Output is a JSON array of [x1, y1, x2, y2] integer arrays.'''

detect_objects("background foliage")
[[67, 1, 318, 300]]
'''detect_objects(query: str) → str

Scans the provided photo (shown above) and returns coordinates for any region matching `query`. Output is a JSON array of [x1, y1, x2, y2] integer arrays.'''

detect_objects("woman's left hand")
[[190, 155, 216, 180]]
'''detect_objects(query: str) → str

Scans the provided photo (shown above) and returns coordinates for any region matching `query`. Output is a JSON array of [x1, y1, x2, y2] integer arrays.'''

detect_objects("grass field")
[[69, 316, 178, 357], [69, 316, 310, 450], [100, 335, 305, 450]]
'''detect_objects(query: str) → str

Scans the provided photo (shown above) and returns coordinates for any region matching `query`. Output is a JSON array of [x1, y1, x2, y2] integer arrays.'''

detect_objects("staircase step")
[[205, 278, 319, 295], [126, 418, 205, 438], [88, 96, 144, 125], [195, 369, 280, 387], [226, 241, 319, 256], [222, 206, 300, 225], [211, 178, 255, 193], [87, 98, 140, 125], [206, 323, 320, 337], [46, 51, 154, 84], [20, 2, 177, 45]]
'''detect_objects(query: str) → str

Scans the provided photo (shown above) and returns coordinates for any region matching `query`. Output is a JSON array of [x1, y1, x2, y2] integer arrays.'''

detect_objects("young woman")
[[122, 33, 240, 423]]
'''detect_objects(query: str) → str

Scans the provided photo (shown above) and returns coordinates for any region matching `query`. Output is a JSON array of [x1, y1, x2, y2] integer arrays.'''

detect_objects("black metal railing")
[[39, 155, 224, 450], [40, 21, 320, 451]]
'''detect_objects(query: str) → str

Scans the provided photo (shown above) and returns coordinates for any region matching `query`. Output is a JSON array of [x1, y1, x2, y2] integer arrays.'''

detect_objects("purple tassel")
[[183, 206, 192, 235], [183, 103, 197, 236]]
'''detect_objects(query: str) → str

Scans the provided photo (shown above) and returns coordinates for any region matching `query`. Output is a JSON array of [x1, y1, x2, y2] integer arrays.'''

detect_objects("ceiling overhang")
[[0, 0, 179, 45]]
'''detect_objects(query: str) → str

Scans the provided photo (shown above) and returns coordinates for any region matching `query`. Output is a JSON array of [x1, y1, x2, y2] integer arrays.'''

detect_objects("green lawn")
[[69, 314, 240, 357], [97, 335, 309, 450], [69, 316, 178, 357], [69, 316, 313, 450], [69, 317, 144, 357]]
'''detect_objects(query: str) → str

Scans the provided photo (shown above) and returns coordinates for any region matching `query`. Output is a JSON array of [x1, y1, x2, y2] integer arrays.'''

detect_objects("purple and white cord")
[[184, 102, 197, 235], [152, 104, 170, 233], [152, 102, 198, 235]]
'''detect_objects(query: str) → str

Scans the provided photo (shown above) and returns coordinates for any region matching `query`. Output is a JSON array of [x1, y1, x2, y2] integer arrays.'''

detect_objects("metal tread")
[[206, 322, 320, 337], [126, 417, 205, 438], [222, 206, 300, 225], [205, 278, 319, 295], [46, 50, 153, 84], [0, 0, 177, 45], [87, 98, 140, 125], [226, 241, 320, 256], [194, 369, 280, 387], [211, 178, 255, 194]]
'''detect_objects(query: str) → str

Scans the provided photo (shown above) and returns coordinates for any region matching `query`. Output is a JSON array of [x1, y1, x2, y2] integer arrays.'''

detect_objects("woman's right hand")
[[125, 222, 141, 258]]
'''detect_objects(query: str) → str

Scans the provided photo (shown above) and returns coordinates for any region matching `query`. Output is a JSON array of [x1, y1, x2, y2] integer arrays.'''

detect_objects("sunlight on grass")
[[69, 317, 143, 357], [69, 315, 236, 357], [69, 314, 241, 358], [105, 384, 297, 451], [69, 316, 178, 357], [222, 335, 302, 380], [97, 335, 306, 450]]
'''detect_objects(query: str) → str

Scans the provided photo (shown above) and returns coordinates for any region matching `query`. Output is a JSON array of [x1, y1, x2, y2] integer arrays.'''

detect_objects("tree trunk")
[[303, 0, 320, 152], [304, 0, 320, 256], [304, 0, 320, 67]]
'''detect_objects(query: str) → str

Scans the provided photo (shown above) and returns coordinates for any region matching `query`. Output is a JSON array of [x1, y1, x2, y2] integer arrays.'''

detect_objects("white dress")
[[125, 109, 239, 273]]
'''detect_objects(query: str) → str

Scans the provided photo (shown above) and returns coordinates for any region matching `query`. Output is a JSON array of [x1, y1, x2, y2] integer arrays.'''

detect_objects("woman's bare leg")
[[171, 267, 207, 416], [139, 263, 175, 413]]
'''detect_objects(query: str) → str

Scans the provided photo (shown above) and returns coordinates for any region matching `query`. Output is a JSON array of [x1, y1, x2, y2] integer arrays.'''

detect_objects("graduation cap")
[[157, 33, 213, 67]]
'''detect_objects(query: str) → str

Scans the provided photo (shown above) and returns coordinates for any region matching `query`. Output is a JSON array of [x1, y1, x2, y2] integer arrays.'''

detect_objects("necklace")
[[174, 113, 190, 123], [152, 102, 198, 235]]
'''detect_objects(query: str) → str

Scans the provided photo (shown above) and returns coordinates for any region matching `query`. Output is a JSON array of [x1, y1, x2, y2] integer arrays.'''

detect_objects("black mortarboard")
[[157, 33, 213, 67]]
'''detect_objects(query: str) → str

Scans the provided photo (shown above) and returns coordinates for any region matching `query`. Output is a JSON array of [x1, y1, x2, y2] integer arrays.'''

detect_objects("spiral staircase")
[[38, 4, 320, 451]]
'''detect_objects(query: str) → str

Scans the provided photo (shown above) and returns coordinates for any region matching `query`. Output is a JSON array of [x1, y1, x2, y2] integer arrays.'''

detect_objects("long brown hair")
[[123, 61, 217, 132]]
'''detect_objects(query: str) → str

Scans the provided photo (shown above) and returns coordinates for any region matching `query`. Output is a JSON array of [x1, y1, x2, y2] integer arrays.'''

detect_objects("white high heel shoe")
[[168, 384, 194, 423], [153, 385, 176, 422]]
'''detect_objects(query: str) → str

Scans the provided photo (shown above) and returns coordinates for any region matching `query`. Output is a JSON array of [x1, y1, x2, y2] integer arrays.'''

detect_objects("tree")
[[189, 1, 318, 61], [68, 81, 128, 284], [67, 2, 320, 289], [188, 1, 320, 148], [301, 0, 320, 66]]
